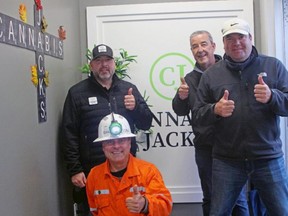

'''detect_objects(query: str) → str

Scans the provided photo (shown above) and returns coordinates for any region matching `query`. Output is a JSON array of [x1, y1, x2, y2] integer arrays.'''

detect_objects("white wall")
[[85, 0, 254, 202]]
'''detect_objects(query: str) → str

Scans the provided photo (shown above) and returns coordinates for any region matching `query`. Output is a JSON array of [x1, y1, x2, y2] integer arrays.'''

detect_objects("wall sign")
[[0, 3, 64, 123]]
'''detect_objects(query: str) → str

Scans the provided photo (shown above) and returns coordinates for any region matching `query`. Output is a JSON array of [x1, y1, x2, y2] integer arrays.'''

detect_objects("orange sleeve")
[[143, 166, 173, 216], [86, 172, 98, 215]]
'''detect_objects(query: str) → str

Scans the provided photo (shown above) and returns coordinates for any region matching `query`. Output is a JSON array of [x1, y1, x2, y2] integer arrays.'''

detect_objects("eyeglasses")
[[102, 138, 130, 147]]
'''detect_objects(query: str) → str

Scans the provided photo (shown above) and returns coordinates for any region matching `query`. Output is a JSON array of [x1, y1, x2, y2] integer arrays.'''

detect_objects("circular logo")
[[150, 52, 194, 100]]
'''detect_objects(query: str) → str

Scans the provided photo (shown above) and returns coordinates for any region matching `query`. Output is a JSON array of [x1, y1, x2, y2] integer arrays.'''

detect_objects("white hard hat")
[[93, 113, 136, 142]]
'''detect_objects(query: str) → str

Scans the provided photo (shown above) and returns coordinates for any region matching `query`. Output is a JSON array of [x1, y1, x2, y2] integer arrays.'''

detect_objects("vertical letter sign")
[[0, 2, 64, 123]]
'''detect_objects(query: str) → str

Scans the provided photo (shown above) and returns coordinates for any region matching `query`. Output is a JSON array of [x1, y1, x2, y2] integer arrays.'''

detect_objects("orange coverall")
[[86, 154, 173, 216]]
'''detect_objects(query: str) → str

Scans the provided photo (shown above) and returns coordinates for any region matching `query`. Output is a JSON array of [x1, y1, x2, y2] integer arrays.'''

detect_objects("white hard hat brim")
[[93, 133, 136, 143]]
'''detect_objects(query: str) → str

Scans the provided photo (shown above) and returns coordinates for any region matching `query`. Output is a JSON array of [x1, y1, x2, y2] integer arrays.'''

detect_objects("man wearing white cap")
[[193, 18, 288, 215], [172, 30, 249, 216], [86, 113, 173, 216]]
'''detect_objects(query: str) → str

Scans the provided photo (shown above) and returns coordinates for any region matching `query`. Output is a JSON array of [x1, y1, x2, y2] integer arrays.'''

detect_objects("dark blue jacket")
[[62, 73, 153, 176], [193, 47, 288, 160]]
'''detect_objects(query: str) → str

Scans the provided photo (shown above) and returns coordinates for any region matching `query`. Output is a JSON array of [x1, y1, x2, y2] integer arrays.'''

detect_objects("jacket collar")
[[194, 54, 222, 73], [224, 46, 258, 71]]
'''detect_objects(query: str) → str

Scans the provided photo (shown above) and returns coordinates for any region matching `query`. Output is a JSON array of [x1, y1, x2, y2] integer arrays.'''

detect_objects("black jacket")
[[172, 55, 222, 149], [62, 73, 153, 176], [193, 46, 288, 160]]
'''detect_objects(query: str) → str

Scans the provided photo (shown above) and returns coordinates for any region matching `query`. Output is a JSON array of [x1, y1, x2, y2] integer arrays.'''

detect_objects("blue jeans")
[[210, 156, 288, 216], [248, 189, 268, 216], [195, 148, 249, 216]]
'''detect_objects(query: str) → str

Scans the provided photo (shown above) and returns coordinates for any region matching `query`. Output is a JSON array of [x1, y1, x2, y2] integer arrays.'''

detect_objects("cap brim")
[[91, 55, 114, 62], [223, 29, 249, 37], [93, 133, 136, 143]]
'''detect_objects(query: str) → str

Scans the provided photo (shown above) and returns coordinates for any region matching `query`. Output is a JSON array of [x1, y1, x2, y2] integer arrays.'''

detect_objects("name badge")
[[88, 97, 98, 105]]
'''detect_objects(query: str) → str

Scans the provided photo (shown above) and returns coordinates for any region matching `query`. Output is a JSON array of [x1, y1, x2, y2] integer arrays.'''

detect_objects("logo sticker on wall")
[[150, 52, 194, 101]]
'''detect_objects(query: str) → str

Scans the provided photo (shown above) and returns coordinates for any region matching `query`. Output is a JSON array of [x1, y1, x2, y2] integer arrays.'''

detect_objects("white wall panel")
[[86, 0, 254, 202]]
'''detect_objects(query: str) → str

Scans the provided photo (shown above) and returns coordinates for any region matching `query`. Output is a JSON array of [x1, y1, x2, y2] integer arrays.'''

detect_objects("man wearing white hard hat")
[[193, 18, 288, 215], [86, 113, 173, 216]]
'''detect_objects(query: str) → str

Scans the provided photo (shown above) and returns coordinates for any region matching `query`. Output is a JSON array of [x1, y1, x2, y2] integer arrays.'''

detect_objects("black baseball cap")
[[91, 44, 113, 61]]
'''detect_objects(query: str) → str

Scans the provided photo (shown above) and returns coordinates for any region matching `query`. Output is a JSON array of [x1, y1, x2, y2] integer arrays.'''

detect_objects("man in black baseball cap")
[[62, 42, 153, 215]]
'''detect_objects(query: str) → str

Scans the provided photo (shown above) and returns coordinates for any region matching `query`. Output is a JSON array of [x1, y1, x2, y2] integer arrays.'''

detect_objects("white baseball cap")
[[221, 18, 251, 37]]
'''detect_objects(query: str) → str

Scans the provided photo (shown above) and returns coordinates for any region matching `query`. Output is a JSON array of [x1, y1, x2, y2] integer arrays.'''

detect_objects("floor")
[[171, 203, 203, 216]]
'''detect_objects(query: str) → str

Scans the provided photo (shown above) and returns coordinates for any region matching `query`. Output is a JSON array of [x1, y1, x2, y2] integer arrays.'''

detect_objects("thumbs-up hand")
[[125, 185, 146, 213], [254, 75, 271, 103], [124, 88, 136, 110], [178, 77, 189, 100], [214, 90, 235, 117]]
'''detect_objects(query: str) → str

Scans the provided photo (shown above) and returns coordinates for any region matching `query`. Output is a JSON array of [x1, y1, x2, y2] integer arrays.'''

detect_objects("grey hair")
[[190, 30, 214, 43]]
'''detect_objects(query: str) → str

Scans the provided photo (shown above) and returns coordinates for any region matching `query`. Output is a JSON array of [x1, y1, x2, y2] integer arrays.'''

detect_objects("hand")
[[254, 75, 271, 103], [71, 172, 86, 188], [124, 88, 136, 110], [178, 77, 189, 100], [214, 90, 235, 117], [125, 185, 146, 213]]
